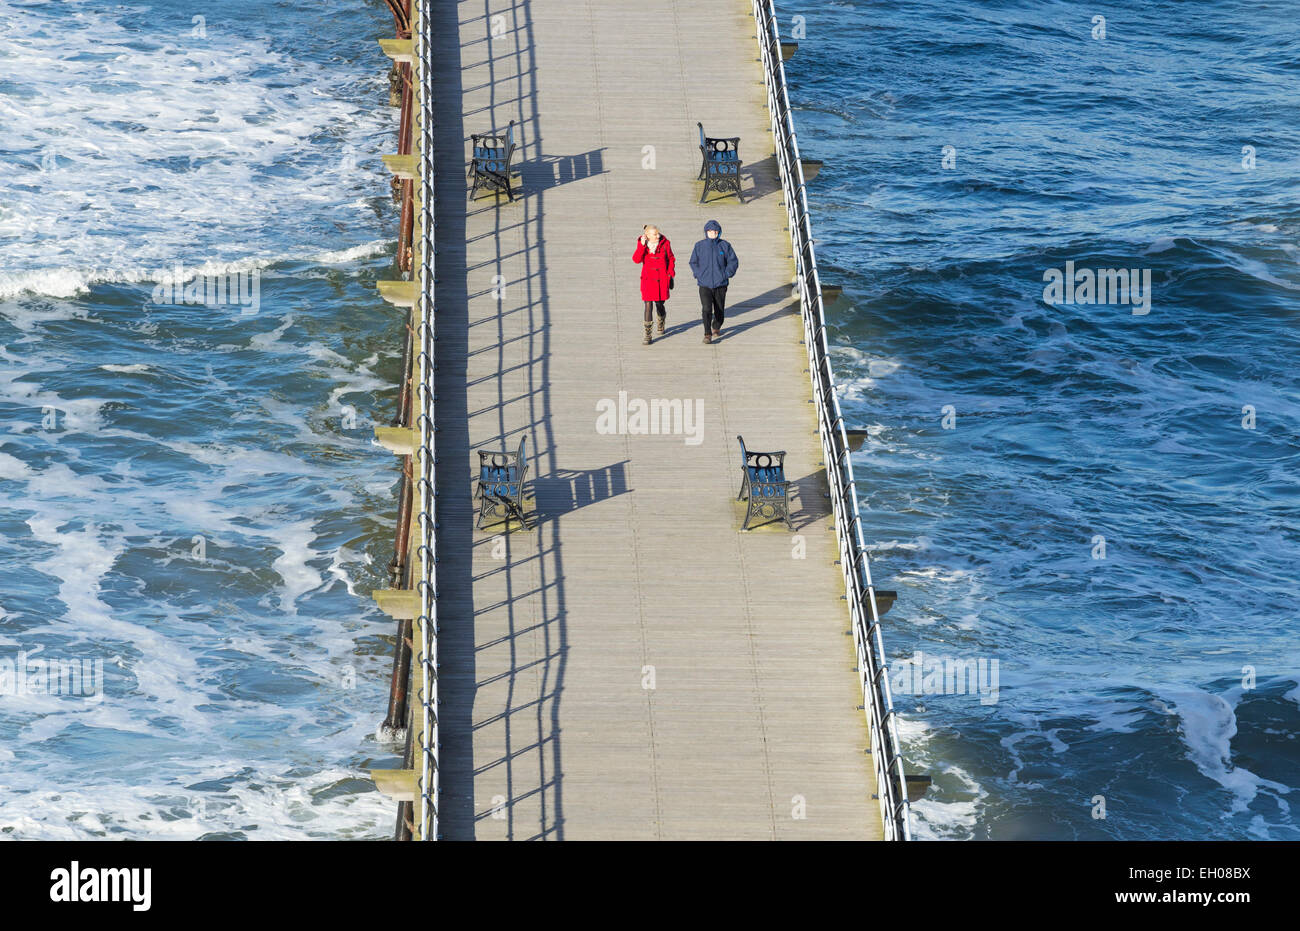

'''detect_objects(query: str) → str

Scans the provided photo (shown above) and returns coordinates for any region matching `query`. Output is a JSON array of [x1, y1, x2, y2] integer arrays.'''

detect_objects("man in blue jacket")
[[688, 219, 739, 344]]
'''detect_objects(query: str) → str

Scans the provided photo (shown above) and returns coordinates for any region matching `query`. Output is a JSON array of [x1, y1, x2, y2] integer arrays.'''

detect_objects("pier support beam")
[[377, 280, 416, 308], [378, 38, 414, 64], [370, 768, 417, 802]]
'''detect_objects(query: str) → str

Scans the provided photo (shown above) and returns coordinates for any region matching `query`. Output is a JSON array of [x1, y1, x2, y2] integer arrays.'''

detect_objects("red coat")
[[633, 236, 675, 301]]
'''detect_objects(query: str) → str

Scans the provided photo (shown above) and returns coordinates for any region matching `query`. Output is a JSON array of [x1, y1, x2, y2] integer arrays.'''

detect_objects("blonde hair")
[[643, 225, 660, 237]]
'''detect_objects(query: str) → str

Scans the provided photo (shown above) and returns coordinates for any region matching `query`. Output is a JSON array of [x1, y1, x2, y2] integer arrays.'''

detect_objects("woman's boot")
[[643, 322, 653, 345], [657, 309, 666, 334]]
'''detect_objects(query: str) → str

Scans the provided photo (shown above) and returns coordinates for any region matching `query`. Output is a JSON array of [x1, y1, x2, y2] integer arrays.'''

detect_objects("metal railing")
[[751, 0, 912, 841], [413, 0, 439, 841]]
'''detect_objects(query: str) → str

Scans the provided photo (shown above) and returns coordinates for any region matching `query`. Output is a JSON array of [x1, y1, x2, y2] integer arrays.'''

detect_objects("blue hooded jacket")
[[688, 219, 739, 289]]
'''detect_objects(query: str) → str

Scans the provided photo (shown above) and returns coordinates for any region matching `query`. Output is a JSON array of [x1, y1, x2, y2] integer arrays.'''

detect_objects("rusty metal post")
[[382, 454, 415, 731], [394, 712, 414, 841]]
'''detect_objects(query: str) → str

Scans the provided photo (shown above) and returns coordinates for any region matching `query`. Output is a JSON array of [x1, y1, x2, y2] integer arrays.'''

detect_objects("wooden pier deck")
[[417, 0, 881, 840]]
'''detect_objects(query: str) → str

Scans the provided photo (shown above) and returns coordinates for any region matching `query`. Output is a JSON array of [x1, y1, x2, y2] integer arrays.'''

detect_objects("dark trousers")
[[699, 285, 727, 332]]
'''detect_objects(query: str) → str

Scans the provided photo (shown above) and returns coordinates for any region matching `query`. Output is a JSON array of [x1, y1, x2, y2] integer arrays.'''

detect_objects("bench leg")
[[510, 498, 531, 530], [479, 493, 503, 531], [480, 493, 530, 531]]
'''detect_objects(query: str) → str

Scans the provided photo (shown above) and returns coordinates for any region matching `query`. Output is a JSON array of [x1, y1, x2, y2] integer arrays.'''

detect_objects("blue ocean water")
[[790, 0, 1300, 838], [1, 0, 1295, 841], [0, 0, 398, 837]]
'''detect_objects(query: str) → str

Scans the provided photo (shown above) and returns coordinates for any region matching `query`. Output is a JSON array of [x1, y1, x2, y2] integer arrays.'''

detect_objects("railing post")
[[412, 0, 439, 842]]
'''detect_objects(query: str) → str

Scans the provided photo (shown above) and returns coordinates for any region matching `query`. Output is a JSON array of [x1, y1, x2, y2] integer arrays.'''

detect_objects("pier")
[[367, 0, 913, 840]]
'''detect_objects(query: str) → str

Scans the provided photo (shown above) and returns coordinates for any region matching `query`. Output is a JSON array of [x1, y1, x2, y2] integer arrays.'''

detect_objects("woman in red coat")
[[633, 225, 675, 344]]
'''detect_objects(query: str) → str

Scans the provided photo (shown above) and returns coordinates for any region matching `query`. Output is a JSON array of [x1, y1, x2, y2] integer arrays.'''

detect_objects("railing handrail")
[[413, 0, 439, 841], [750, 0, 912, 840]]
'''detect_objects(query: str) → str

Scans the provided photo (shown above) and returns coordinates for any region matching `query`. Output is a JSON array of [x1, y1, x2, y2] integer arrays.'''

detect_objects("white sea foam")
[[0, 365, 106, 434], [0, 241, 393, 302], [0, 0, 391, 301], [311, 242, 392, 265], [1157, 685, 1291, 817], [0, 0, 407, 842], [865, 536, 931, 553], [0, 412, 391, 837], [894, 716, 986, 840], [0, 770, 392, 840]]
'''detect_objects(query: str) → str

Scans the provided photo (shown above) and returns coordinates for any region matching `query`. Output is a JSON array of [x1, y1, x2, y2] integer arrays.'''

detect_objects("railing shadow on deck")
[[434, 0, 567, 842], [517, 150, 607, 191], [741, 153, 784, 202], [532, 463, 630, 519], [427, 0, 476, 840]]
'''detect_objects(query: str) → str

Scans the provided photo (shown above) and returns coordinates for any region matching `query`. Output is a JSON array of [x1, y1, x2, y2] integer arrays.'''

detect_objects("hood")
[[704, 219, 722, 235]]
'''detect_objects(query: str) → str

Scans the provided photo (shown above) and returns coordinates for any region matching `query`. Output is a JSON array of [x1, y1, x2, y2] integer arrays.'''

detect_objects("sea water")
[[0, 0, 398, 838], [790, 0, 1300, 838]]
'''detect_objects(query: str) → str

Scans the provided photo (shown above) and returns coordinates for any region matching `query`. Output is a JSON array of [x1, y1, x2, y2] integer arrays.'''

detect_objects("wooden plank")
[[409, 0, 883, 841]]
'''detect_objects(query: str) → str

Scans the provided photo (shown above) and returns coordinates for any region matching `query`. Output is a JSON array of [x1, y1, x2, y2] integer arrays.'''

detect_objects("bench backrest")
[[479, 434, 527, 494], [697, 121, 740, 162], [471, 120, 517, 170], [514, 434, 529, 486], [737, 434, 786, 477]]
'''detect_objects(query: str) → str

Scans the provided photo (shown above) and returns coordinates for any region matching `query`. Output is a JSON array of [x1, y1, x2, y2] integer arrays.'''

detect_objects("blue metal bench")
[[698, 121, 742, 202], [736, 435, 794, 530], [468, 119, 517, 201], [474, 434, 530, 530]]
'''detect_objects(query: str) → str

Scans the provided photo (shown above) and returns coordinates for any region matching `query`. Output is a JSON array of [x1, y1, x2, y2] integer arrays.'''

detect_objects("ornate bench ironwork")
[[474, 434, 530, 530], [736, 434, 794, 530], [698, 121, 741, 202], [469, 119, 518, 201]]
